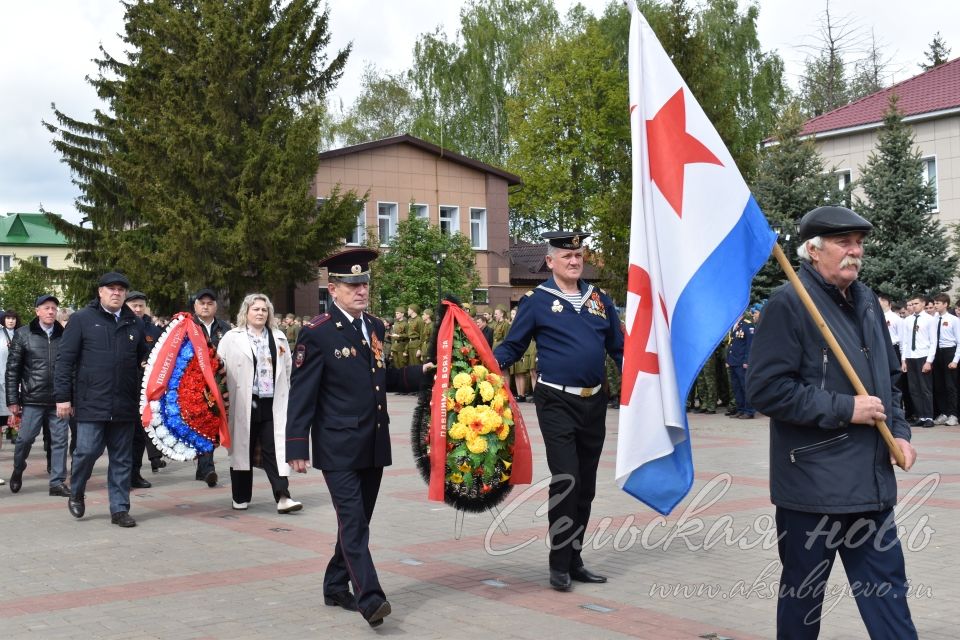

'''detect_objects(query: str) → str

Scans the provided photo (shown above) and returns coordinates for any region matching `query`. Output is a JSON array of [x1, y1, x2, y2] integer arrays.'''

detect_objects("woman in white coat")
[[217, 293, 301, 514]]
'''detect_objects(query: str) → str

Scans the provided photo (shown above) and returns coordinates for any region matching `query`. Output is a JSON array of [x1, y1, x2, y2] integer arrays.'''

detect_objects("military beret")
[[542, 230, 590, 249], [319, 248, 378, 284], [798, 206, 873, 242], [98, 271, 130, 288]]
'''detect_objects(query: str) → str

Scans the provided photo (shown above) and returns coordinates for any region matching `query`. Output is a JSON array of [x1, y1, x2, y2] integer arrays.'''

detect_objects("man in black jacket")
[[56, 272, 149, 528], [7, 294, 70, 496], [191, 287, 232, 487], [125, 290, 164, 487], [747, 207, 918, 639]]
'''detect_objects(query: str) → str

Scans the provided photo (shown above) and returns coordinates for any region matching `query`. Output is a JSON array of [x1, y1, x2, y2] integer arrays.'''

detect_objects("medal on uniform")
[[551, 299, 563, 313], [350, 347, 357, 357], [341, 347, 351, 358], [335, 322, 343, 328], [334, 348, 342, 359]]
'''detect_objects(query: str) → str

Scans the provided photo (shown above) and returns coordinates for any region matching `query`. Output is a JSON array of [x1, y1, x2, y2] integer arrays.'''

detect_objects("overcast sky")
[[1, 0, 957, 224]]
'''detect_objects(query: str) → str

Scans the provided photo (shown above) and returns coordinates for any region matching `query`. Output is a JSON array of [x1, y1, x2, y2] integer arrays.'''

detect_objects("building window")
[[346, 204, 365, 246], [835, 169, 852, 191], [923, 157, 939, 212], [378, 202, 398, 245], [469, 207, 487, 250], [0, 255, 11, 273], [410, 203, 428, 221], [31, 256, 48, 267], [472, 289, 489, 305], [439, 205, 459, 237]]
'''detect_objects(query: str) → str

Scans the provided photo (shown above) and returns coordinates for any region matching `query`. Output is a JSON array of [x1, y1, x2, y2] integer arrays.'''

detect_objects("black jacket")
[[5, 317, 65, 406], [747, 263, 910, 514], [286, 307, 423, 470], [193, 314, 232, 348], [54, 299, 149, 421]]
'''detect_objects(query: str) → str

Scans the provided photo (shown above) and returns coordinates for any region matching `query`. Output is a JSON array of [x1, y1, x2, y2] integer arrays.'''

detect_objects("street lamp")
[[432, 251, 446, 305]]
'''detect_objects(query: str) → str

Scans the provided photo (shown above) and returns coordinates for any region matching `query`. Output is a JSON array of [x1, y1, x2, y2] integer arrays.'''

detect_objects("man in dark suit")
[[286, 248, 429, 629], [191, 288, 232, 487]]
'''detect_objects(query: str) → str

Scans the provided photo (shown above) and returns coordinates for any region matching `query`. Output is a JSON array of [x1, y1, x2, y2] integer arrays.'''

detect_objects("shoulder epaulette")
[[525, 290, 534, 297], [599, 287, 608, 295], [305, 313, 331, 329]]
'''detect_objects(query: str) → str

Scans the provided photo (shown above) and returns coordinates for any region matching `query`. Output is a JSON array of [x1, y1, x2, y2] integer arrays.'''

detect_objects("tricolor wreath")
[[140, 312, 230, 461]]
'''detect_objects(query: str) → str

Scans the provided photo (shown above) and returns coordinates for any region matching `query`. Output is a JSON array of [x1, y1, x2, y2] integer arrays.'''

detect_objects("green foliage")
[[332, 64, 417, 145], [43, 0, 358, 315], [369, 217, 479, 317], [751, 103, 848, 298], [857, 98, 956, 300], [921, 32, 951, 70], [0, 260, 70, 318]]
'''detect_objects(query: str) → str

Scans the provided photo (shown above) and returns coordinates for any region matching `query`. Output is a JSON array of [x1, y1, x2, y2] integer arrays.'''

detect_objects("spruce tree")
[[43, 0, 359, 313], [751, 103, 847, 299], [857, 98, 956, 300]]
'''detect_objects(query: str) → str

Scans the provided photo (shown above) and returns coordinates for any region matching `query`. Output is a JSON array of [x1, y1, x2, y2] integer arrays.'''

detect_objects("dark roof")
[[508, 239, 601, 283], [318, 134, 522, 186], [801, 57, 960, 137]]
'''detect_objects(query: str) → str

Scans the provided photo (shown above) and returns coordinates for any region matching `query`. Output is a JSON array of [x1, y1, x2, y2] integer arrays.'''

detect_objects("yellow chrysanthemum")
[[487, 373, 502, 388], [490, 394, 505, 411], [472, 364, 489, 381], [457, 405, 478, 428], [467, 436, 488, 454], [450, 472, 463, 484], [448, 423, 468, 441], [452, 372, 473, 389], [502, 407, 513, 422], [455, 385, 476, 406], [446, 396, 456, 411], [497, 424, 510, 441], [480, 408, 502, 434], [478, 380, 495, 402]]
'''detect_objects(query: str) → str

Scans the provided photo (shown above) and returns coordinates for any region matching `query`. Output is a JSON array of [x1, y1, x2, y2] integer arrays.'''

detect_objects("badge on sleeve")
[[295, 344, 306, 368]]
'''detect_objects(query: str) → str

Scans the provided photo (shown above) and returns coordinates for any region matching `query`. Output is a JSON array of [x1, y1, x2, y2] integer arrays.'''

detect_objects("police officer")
[[286, 248, 429, 628], [494, 231, 624, 592], [726, 310, 755, 418], [192, 288, 232, 487]]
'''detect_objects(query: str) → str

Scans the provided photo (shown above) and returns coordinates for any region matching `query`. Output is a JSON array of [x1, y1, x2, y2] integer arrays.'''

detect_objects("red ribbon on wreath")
[[428, 301, 532, 502]]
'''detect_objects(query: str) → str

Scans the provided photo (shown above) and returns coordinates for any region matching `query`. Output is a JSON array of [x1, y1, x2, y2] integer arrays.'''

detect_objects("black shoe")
[[111, 511, 137, 528], [131, 476, 152, 489], [725, 407, 739, 416], [49, 484, 71, 497], [324, 591, 359, 612], [9, 469, 23, 493], [151, 459, 166, 473], [570, 566, 607, 583], [920, 419, 936, 428], [204, 471, 218, 487], [549, 569, 572, 591], [68, 494, 85, 519], [738, 413, 756, 419], [516, 394, 526, 403], [363, 600, 391, 628]]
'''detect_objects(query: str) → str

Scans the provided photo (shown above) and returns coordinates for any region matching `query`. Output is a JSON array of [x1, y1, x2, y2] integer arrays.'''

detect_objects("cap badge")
[[351, 264, 362, 275], [572, 235, 580, 247]]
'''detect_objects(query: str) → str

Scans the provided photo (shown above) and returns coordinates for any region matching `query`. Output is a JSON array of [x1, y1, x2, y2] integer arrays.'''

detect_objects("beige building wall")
[[0, 246, 74, 271], [312, 142, 513, 309], [813, 115, 960, 227]]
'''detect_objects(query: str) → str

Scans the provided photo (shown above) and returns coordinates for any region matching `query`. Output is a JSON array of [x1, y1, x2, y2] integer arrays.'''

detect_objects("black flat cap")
[[35, 294, 59, 307], [98, 271, 131, 288], [542, 231, 590, 249], [194, 288, 217, 301], [798, 206, 873, 242], [319, 248, 379, 284]]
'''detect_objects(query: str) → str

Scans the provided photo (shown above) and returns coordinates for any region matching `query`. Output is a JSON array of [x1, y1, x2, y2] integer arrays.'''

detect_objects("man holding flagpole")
[[747, 206, 918, 639], [494, 231, 623, 592]]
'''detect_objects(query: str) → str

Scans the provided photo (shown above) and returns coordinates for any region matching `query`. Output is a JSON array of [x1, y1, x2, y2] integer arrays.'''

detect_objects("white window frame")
[[439, 205, 460, 237], [377, 201, 399, 246], [922, 156, 939, 213], [835, 169, 852, 191], [346, 203, 365, 246], [0, 255, 11, 273], [410, 203, 429, 221], [469, 207, 487, 250], [472, 288, 489, 305]]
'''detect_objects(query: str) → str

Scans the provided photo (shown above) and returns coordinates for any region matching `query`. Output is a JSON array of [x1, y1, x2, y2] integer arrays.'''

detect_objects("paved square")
[[0, 396, 954, 638]]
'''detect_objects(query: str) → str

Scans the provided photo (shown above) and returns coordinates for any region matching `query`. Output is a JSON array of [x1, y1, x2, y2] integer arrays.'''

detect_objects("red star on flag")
[[646, 89, 723, 217]]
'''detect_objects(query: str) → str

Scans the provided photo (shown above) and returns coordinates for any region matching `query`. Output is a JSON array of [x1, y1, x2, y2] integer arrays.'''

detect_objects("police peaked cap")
[[798, 206, 873, 242], [320, 247, 379, 284], [542, 231, 590, 249]]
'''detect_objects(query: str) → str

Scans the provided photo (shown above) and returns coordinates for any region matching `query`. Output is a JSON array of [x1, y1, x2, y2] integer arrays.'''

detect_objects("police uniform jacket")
[[747, 262, 911, 514], [726, 319, 754, 367], [54, 298, 149, 422], [494, 277, 623, 386], [286, 306, 423, 470]]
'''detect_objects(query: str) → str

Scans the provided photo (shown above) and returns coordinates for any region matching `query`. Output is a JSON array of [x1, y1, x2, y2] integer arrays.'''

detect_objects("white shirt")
[[901, 312, 937, 363], [883, 310, 902, 346], [934, 312, 960, 363], [334, 302, 369, 344]]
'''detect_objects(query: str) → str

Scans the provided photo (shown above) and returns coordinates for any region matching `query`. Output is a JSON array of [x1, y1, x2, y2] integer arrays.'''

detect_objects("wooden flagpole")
[[771, 243, 907, 469]]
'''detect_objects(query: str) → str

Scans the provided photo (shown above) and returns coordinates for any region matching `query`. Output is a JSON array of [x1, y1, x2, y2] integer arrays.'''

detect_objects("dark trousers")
[[533, 383, 607, 571], [132, 422, 162, 476], [229, 397, 290, 503], [775, 507, 917, 640], [196, 451, 216, 479], [322, 467, 385, 616], [893, 345, 914, 418], [905, 357, 933, 420], [931, 346, 957, 417], [729, 364, 753, 415]]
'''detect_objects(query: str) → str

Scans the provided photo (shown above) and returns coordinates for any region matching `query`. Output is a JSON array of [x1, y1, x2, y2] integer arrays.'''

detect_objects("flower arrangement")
[[440, 328, 516, 500], [141, 313, 229, 461]]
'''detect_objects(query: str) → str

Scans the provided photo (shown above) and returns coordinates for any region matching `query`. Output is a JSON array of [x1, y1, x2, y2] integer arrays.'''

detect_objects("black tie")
[[352, 318, 363, 335], [912, 313, 919, 351], [937, 315, 942, 349]]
